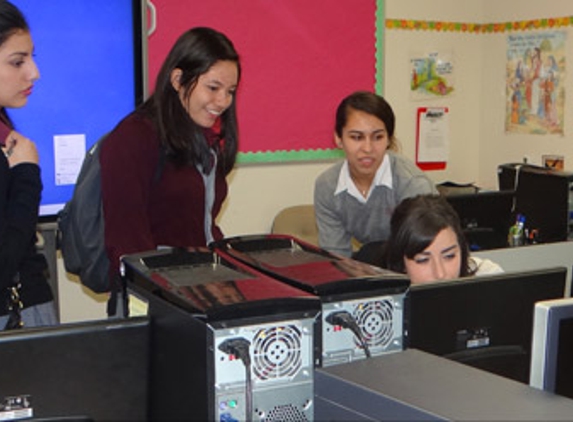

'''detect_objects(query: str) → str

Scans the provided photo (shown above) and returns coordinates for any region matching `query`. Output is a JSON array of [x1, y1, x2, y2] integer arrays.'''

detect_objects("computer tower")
[[445, 190, 515, 250], [498, 163, 573, 243], [314, 349, 573, 421], [212, 234, 410, 367], [121, 247, 321, 421]]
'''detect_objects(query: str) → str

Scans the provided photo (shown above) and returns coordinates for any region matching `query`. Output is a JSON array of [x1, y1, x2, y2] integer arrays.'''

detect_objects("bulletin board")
[[147, 0, 384, 163]]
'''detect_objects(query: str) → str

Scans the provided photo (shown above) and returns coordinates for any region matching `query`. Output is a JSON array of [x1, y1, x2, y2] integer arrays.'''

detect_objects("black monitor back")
[[555, 318, 573, 399], [445, 190, 515, 250], [0, 317, 150, 421], [498, 163, 573, 243], [407, 267, 567, 384]]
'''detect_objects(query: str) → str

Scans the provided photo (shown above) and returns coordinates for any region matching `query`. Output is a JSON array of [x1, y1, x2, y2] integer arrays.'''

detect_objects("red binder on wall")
[[416, 107, 449, 171]]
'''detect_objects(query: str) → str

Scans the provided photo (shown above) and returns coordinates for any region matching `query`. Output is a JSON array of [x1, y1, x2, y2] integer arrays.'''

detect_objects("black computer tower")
[[212, 234, 410, 367], [445, 190, 515, 250], [498, 163, 573, 243], [122, 247, 321, 421]]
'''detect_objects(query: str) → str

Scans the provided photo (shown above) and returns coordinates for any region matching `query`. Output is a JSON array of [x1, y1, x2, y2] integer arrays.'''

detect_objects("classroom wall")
[[218, 161, 331, 237], [382, 0, 485, 188], [479, 0, 573, 189], [219, 0, 573, 239]]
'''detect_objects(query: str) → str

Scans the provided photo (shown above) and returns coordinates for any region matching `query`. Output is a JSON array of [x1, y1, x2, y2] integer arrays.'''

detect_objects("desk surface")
[[474, 240, 573, 296]]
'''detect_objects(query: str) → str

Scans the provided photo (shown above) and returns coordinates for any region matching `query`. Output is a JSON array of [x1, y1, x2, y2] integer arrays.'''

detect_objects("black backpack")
[[58, 134, 163, 293]]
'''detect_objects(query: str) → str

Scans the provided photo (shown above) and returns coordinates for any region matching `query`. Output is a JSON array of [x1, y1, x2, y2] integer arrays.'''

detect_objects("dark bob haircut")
[[385, 194, 473, 277]]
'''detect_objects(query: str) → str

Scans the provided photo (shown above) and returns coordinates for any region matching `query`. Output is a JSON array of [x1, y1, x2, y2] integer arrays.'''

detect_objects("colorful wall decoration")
[[386, 16, 573, 33], [388, 15, 571, 137], [410, 51, 455, 100], [506, 31, 566, 135]]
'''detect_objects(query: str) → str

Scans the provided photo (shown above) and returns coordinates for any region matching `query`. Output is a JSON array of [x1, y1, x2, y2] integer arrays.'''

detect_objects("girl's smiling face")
[[172, 59, 238, 128]]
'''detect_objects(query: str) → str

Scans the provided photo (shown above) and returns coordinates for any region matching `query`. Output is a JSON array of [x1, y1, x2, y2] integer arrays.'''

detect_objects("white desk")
[[474, 241, 573, 297]]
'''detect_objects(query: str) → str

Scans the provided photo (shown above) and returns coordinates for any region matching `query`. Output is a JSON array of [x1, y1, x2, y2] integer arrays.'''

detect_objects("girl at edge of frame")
[[99, 27, 240, 316], [0, 0, 58, 329]]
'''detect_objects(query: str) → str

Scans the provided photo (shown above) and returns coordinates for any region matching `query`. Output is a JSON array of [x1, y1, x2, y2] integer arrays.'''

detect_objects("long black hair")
[[141, 27, 240, 175], [0, 0, 29, 128]]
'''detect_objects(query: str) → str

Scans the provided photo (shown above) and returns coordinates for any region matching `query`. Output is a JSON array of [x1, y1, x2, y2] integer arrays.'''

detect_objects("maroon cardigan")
[[100, 111, 228, 274]]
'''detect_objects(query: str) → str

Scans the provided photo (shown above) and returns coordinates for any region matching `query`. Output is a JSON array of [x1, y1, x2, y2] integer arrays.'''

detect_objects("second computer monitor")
[[407, 267, 567, 384]]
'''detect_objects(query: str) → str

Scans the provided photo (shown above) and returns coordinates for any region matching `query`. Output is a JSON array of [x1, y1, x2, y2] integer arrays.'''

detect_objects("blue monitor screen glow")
[[9, 0, 145, 219]]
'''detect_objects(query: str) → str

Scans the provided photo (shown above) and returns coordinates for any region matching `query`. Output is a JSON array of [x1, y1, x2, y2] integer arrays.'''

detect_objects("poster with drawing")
[[410, 51, 455, 100], [506, 31, 566, 135]]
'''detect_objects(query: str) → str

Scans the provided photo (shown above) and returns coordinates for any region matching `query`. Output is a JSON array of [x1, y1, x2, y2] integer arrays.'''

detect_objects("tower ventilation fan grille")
[[252, 325, 303, 381], [353, 299, 395, 348]]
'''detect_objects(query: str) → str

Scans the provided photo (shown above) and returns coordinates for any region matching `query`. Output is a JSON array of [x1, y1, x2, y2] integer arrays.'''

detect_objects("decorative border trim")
[[386, 17, 573, 33], [376, 0, 385, 95], [236, 148, 345, 164]]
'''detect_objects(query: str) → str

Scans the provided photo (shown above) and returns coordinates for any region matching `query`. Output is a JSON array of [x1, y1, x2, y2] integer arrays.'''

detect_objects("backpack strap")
[[152, 145, 166, 184]]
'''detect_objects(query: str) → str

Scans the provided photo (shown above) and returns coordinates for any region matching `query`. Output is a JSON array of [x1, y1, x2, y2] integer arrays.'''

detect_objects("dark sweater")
[[0, 157, 53, 315], [100, 111, 228, 274]]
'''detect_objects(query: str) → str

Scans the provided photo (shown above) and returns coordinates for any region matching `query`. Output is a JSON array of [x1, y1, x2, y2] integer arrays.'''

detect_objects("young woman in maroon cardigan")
[[100, 27, 241, 314]]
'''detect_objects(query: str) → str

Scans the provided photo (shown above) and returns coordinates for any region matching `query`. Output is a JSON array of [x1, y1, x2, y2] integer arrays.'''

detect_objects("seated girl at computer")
[[314, 91, 437, 257], [384, 195, 502, 284]]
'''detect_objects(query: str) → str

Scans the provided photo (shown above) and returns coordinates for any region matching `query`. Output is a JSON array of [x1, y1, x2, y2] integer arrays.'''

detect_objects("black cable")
[[326, 311, 371, 358], [219, 338, 253, 421]]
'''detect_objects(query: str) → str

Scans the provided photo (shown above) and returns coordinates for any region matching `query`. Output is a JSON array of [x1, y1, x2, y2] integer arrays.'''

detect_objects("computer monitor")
[[498, 163, 573, 243], [407, 267, 567, 384], [530, 297, 573, 399], [0, 317, 150, 420], [10, 0, 146, 219], [445, 190, 516, 250]]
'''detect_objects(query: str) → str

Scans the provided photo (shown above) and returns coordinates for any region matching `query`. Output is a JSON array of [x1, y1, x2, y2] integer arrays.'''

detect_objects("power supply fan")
[[353, 299, 395, 348], [252, 325, 303, 381]]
